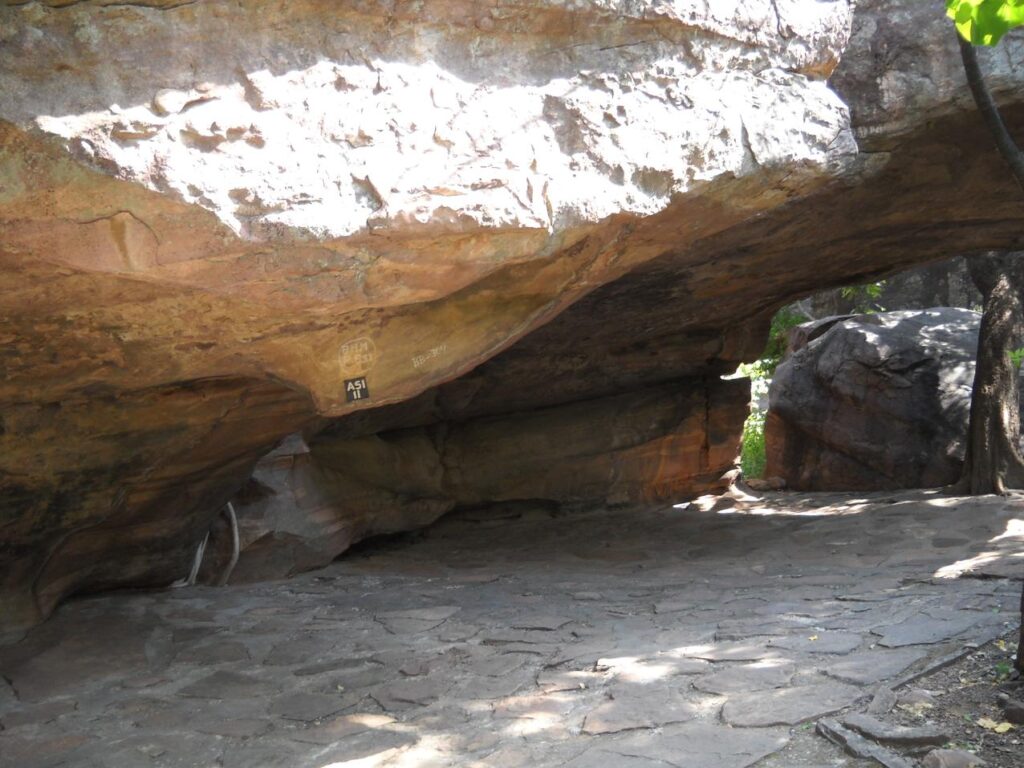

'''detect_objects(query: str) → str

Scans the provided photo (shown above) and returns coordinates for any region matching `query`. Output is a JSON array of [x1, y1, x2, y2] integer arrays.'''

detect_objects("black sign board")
[[345, 377, 369, 402]]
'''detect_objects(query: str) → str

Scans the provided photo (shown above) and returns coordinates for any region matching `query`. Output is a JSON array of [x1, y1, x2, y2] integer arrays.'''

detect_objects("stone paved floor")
[[1, 489, 1022, 768]]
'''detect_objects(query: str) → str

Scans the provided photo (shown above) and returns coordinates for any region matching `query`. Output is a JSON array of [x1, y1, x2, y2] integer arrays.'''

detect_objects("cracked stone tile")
[[262, 635, 337, 665], [177, 670, 276, 699], [171, 626, 222, 644], [511, 616, 572, 631], [287, 712, 396, 745], [374, 606, 460, 634], [491, 690, 579, 722], [371, 677, 451, 711], [0, 730, 93, 768], [536, 667, 609, 693], [0, 698, 77, 729], [722, 682, 863, 727], [571, 722, 790, 768], [693, 661, 796, 695], [581, 684, 699, 734], [769, 631, 863, 654], [293, 656, 378, 677], [464, 651, 536, 677], [84, 732, 226, 768], [195, 717, 273, 738], [678, 640, 779, 662], [268, 691, 348, 722], [822, 648, 929, 685], [842, 712, 949, 747], [173, 640, 250, 664], [873, 614, 986, 647]]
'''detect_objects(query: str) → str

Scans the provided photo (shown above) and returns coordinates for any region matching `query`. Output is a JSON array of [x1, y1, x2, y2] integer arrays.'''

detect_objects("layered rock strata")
[[3, 0, 1024, 632]]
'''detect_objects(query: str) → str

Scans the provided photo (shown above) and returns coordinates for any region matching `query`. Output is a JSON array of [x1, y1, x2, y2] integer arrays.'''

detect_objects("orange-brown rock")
[[4, 0, 1024, 635]]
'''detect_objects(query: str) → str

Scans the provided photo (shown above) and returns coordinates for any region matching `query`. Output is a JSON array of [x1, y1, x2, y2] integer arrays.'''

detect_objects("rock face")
[[210, 378, 747, 582], [765, 308, 1023, 491], [6, 0, 1024, 633]]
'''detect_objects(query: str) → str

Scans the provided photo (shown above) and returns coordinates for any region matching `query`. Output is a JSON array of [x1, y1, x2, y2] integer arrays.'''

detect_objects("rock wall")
[[6, 0, 1024, 633], [768, 307, 1024, 491], [765, 309, 995, 491]]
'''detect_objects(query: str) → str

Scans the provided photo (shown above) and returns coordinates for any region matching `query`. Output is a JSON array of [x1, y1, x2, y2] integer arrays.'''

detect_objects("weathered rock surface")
[[6, 0, 1024, 631], [766, 308, 1024, 491]]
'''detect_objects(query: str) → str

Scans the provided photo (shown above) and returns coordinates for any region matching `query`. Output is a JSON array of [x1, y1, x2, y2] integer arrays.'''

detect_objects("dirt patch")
[[886, 628, 1023, 767]]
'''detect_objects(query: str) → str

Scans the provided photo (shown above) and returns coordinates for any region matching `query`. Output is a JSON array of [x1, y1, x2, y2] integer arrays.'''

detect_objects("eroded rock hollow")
[[5, 0, 1024, 634]]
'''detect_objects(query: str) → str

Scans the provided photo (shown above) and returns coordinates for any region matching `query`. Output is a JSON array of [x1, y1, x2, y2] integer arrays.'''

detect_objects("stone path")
[[0, 490, 1021, 768]]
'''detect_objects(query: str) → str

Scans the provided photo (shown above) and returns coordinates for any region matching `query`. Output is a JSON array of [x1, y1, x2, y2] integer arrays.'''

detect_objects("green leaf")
[[948, 0, 1024, 45]]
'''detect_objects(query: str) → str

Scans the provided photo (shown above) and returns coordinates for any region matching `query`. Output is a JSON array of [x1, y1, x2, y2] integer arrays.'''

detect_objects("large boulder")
[[765, 308, 1022, 491], [8, 0, 1024, 632]]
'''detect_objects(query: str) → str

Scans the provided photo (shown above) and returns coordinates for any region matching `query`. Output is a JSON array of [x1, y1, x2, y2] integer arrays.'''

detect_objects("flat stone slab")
[[842, 712, 949, 747], [195, 717, 272, 738], [769, 631, 863, 654], [169, 635, 248, 663], [0, 698, 77, 728], [287, 713, 396, 745], [680, 641, 778, 662], [571, 722, 790, 767], [817, 718, 917, 768], [263, 636, 336, 666], [177, 670, 276, 699], [370, 677, 450, 711], [693, 661, 796, 695], [823, 648, 928, 685], [722, 682, 863, 727], [873, 614, 984, 647], [582, 685, 699, 734], [374, 606, 460, 634]]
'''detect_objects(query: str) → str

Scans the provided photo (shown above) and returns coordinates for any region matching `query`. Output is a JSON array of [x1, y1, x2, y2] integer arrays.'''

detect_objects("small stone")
[[817, 718, 917, 768], [151, 88, 191, 116], [998, 693, 1024, 724], [921, 748, 987, 767], [867, 686, 898, 715], [897, 688, 939, 709]]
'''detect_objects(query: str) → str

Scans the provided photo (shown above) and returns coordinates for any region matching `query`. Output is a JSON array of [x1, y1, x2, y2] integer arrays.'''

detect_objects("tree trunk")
[[955, 253, 1024, 495], [957, 34, 1024, 676]]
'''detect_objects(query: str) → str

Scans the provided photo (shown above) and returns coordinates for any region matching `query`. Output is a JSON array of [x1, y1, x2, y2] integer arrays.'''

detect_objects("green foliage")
[[740, 307, 808, 381], [740, 407, 766, 479], [1010, 347, 1024, 370], [994, 659, 1013, 680], [947, 0, 1024, 45], [840, 280, 886, 313], [737, 306, 809, 478]]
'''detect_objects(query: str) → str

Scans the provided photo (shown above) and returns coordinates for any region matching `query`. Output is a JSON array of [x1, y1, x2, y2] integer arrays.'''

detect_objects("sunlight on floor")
[[934, 517, 1024, 579]]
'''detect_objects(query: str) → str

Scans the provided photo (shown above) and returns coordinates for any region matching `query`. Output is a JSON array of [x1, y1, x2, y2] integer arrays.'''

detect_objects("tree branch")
[[958, 33, 1024, 192]]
